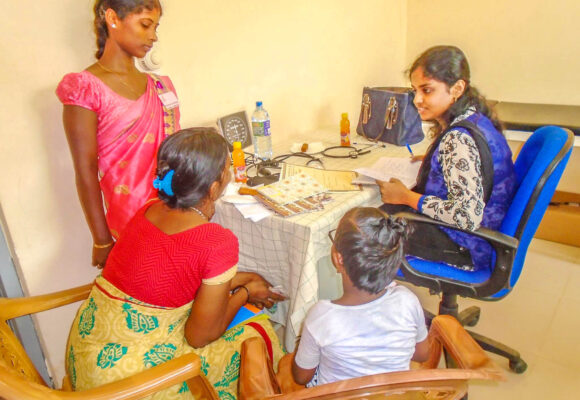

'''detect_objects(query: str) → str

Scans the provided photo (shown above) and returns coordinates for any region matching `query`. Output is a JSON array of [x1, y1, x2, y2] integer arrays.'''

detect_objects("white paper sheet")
[[353, 157, 421, 188], [233, 203, 273, 222]]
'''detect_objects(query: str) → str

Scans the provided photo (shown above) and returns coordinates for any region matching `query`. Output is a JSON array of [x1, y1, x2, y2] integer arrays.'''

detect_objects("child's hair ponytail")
[[377, 215, 411, 258]]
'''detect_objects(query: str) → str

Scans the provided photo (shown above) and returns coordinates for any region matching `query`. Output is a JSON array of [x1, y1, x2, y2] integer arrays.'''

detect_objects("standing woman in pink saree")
[[56, 0, 180, 268]]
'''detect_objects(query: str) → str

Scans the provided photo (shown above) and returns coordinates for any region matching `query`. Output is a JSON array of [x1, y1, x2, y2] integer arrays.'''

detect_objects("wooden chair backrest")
[[0, 319, 46, 386], [0, 284, 93, 387], [0, 283, 220, 400]]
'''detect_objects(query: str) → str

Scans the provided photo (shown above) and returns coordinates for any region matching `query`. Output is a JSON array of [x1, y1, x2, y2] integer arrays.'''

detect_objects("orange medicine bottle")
[[340, 113, 350, 146], [232, 141, 247, 183]]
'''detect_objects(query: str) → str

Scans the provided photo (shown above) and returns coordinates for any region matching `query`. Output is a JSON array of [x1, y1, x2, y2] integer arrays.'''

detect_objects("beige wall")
[[160, 0, 407, 136], [407, 0, 580, 193], [407, 0, 580, 105], [0, 0, 407, 383]]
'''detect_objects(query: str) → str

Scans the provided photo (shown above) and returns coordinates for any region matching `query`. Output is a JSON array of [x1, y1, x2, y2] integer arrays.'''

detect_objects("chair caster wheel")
[[465, 315, 480, 327], [509, 359, 527, 374]]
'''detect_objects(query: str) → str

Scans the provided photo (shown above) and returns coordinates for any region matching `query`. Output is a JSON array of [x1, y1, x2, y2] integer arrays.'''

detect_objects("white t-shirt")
[[294, 283, 428, 386]]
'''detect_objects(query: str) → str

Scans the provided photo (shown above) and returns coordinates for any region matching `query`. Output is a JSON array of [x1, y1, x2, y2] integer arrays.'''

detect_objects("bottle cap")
[[256, 101, 263, 107], [341, 112, 348, 119], [233, 141, 242, 149]]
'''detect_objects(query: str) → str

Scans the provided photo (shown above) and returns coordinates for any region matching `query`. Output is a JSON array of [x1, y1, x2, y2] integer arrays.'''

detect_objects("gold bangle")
[[231, 285, 250, 303], [93, 241, 114, 249]]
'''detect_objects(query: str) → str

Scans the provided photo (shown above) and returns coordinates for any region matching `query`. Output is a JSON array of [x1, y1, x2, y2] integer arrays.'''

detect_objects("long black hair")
[[155, 127, 229, 210], [334, 207, 411, 294], [93, 0, 162, 59], [409, 45, 502, 135]]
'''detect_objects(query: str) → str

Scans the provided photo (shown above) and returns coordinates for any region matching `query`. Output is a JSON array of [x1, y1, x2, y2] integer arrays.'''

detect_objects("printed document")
[[353, 157, 421, 188], [281, 164, 360, 192]]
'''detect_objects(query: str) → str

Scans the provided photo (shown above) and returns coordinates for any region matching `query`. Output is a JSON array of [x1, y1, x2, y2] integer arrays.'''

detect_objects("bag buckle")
[[384, 97, 398, 129], [361, 93, 372, 124]]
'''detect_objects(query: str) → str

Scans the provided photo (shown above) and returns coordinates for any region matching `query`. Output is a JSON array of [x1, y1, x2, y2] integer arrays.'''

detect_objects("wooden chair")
[[239, 315, 504, 400], [0, 283, 218, 400]]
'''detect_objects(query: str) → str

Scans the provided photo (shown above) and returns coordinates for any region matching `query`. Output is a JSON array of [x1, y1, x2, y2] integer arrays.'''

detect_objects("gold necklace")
[[96, 61, 142, 98], [189, 206, 208, 220]]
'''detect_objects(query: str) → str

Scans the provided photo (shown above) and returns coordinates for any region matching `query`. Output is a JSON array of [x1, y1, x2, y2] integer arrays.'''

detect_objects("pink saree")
[[56, 71, 180, 238]]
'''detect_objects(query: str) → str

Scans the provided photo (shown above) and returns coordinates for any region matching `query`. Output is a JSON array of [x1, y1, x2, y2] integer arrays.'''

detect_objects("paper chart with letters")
[[255, 173, 330, 217]]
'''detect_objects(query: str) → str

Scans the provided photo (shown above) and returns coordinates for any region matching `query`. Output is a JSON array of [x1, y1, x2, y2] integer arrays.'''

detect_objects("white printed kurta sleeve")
[[418, 130, 485, 230]]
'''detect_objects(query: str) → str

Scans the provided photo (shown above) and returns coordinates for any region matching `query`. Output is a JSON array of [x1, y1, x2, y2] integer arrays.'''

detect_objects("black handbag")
[[356, 87, 424, 145]]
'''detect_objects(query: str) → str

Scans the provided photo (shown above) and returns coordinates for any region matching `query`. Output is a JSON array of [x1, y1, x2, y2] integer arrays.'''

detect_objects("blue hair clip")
[[153, 170, 175, 196]]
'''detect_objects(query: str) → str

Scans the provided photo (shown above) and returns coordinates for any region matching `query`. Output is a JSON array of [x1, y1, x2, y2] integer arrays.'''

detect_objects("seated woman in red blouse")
[[66, 128, 285, 399]]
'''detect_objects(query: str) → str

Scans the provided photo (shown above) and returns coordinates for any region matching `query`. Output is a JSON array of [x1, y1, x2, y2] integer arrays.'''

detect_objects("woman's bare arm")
[[62, 104, 113, 267], [184, 280, 245, 348], [184, 274, 285, 348]]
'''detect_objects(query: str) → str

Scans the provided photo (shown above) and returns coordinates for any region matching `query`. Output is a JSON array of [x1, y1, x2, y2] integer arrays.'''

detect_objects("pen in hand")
[[405, 142, 414, 158]]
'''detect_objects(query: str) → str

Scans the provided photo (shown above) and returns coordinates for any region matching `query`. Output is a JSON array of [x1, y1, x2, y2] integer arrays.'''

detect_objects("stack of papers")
[[353, 157, 421, 188], [221, 183, 273, 222]]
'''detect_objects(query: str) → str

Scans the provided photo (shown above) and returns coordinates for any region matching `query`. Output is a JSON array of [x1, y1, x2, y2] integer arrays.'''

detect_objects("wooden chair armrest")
[[0, 284, 93, 320], [276, 353, 306, 394], [239, 337, 281, 400], [421, 316, 504, 380], [0, 353, 217, 400]]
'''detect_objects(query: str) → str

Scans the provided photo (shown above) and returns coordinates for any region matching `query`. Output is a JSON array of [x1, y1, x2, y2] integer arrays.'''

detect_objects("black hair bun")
[[382, 216, 412, 242]]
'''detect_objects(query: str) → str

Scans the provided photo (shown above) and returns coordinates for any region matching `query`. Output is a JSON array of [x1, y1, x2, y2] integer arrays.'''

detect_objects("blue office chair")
[[395, 126, 574, 374]]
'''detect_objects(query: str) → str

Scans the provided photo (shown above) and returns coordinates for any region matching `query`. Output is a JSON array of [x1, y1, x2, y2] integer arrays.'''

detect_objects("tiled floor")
[[307, 238, 580, 399], [400, 238, 580, 399]]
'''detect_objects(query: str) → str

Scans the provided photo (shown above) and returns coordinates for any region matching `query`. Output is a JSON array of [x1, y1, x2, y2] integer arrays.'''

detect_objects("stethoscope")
[[245, 142, 381, 183], [321, 144, 375, 159]]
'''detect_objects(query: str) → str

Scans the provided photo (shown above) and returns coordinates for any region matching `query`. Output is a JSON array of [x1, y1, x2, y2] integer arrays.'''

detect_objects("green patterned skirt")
[[66, 276, 284, 399]]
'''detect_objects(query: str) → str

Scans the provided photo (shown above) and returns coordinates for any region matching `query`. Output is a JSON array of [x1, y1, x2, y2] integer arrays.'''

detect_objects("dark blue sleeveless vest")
[[418, 112, 517, 270]]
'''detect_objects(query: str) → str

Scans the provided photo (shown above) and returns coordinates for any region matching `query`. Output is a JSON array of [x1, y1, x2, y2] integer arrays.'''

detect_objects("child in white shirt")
[[292, 207, 429, 386]]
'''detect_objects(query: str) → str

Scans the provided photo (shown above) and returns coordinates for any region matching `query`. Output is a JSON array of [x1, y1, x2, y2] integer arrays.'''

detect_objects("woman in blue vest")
[[378, 46, 517, 271]]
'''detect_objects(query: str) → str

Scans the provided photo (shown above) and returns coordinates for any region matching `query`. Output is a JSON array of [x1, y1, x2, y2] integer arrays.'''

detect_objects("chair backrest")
[[0, 284, 94, 389], [0, 312, 55, 387], [0, 324, 48, 386], [498, 126, 574, 291], [0, 284, 220, 400]]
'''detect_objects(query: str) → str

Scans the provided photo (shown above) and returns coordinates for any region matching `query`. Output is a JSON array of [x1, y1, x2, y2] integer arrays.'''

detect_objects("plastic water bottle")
[[251, 101, 272, 160]]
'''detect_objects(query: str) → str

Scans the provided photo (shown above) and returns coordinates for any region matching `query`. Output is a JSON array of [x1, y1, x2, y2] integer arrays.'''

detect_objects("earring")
[[111, 23, 116, 28]]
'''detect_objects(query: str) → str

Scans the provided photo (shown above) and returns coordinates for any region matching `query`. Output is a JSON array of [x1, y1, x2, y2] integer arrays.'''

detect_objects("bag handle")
[[359, 94, 399, 142]]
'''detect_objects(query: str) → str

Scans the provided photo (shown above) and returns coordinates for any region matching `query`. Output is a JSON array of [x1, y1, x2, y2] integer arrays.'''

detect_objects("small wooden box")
[[535, 191, 580, 247]]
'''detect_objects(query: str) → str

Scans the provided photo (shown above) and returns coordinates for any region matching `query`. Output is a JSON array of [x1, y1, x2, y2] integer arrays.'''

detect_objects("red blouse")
[[103, 203, 239, 307]]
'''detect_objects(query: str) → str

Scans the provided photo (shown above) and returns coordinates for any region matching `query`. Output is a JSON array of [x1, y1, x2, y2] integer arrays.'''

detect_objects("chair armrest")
[[394, 212, 519, 298], [239, 337, 281, 400], [0, 284, 93, 320], [74, 353, 217, 400], [276, 353, 306, 394], [0, 353, 218, 400], [394, 212, 518, 251], [421, 316, 504, 380]]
